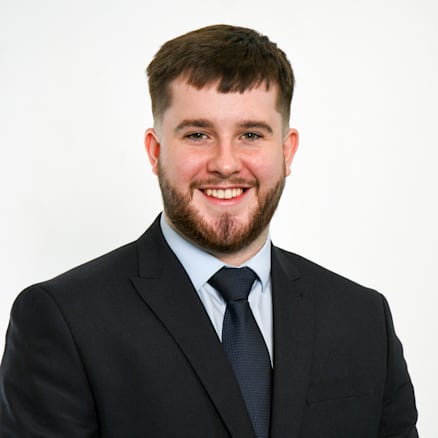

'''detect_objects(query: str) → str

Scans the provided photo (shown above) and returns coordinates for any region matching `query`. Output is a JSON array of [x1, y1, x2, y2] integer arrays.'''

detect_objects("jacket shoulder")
[[273, 246, 382, 301], [42, 240, 137, 289]]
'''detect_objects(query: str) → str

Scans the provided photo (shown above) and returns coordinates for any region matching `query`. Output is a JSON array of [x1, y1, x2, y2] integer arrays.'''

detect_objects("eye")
[[241, 132, 262, 141], [186, 132, 208, 141]]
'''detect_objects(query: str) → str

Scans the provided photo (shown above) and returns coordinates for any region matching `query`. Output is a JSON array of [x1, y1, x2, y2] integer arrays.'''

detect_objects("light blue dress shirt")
[[160, 214, 273, 362]]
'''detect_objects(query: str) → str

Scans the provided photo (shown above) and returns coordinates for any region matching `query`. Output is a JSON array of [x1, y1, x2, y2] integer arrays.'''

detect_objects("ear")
[[145, 128, 161, 175], [282, 128, 299, 176]]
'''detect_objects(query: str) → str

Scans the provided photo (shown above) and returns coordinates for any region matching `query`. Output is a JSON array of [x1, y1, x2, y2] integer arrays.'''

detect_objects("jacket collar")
[[133, 216, 314, 437], [270, 245, 314, 438], [133, 216, 256, 437]]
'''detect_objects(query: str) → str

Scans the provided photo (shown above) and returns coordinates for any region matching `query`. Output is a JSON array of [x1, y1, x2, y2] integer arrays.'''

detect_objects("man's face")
[[145, 78, 298, 258]]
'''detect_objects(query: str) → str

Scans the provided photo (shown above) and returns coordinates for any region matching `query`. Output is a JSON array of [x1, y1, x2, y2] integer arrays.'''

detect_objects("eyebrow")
[[175, 119, 273, 134], [175, 119, 214, 133], [239, 121, 273, 135]]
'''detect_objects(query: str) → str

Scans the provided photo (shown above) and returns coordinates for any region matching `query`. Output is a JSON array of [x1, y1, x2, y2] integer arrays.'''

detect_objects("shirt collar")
[[160, 214, 271, 291]]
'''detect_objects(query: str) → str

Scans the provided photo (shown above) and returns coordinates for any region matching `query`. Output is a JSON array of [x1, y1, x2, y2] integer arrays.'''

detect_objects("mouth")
[[202, 187, 246, 200]]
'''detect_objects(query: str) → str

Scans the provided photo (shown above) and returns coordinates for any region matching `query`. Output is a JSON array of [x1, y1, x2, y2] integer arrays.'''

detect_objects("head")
[[147, 24, 295, 130], [145, 25, 298, 264]]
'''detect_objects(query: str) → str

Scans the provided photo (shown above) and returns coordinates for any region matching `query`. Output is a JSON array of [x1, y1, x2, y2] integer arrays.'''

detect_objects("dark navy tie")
[[209, 267, 272, 438]]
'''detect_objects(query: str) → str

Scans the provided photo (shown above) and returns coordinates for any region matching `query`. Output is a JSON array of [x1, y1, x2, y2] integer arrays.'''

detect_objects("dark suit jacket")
[[0, 216, 418, 437]]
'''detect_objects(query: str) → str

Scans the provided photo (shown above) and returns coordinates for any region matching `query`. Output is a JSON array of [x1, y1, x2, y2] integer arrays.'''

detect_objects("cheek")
[[248, 154, 286, 181], [167, 153, 206, 183]]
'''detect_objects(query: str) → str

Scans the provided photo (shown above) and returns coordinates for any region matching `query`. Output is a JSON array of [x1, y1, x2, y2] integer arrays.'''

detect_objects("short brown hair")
[[147, 24, 295, 124]]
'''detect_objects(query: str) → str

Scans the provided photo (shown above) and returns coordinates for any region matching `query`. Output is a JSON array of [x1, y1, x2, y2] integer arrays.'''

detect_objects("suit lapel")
[[131, 218, 256, 437], [270, 246, 314, 438]]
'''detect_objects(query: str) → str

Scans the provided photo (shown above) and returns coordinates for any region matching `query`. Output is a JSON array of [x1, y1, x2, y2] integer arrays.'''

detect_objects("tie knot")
[[208, 267, 257, 303]]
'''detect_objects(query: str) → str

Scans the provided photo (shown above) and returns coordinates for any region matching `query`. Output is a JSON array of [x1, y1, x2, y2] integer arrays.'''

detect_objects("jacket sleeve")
[[0, 285, 99, 437], [379, 295, 419, 438]]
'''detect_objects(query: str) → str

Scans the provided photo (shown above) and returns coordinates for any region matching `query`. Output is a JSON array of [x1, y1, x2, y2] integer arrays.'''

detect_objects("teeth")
[[205, 188, 244, 199]]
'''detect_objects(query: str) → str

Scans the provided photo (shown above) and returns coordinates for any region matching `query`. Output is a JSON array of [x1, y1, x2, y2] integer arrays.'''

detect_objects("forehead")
[[162, 78, 282, 126]]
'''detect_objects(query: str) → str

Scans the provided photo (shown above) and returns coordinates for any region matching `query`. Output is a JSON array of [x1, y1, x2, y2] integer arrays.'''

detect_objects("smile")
[[203, 188, 244, 199]]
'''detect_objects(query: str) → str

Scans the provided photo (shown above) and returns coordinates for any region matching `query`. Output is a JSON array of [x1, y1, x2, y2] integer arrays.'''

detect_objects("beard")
[[158, 163, 286, 254]]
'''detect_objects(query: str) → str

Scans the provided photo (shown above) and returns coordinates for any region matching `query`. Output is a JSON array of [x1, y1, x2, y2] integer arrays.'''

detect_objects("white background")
[[1, 0, 436, 434]]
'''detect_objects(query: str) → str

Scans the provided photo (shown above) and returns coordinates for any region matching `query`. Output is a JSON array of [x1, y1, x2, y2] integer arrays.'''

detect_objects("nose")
[[207, 142, 242, 177]]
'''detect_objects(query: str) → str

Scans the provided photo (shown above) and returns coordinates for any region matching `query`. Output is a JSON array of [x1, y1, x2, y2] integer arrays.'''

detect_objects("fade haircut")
[[146, 24, 295, 125]]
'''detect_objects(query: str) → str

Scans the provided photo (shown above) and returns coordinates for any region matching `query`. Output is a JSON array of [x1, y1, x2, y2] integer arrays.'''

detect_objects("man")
[[0, 25, 418, 437]]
